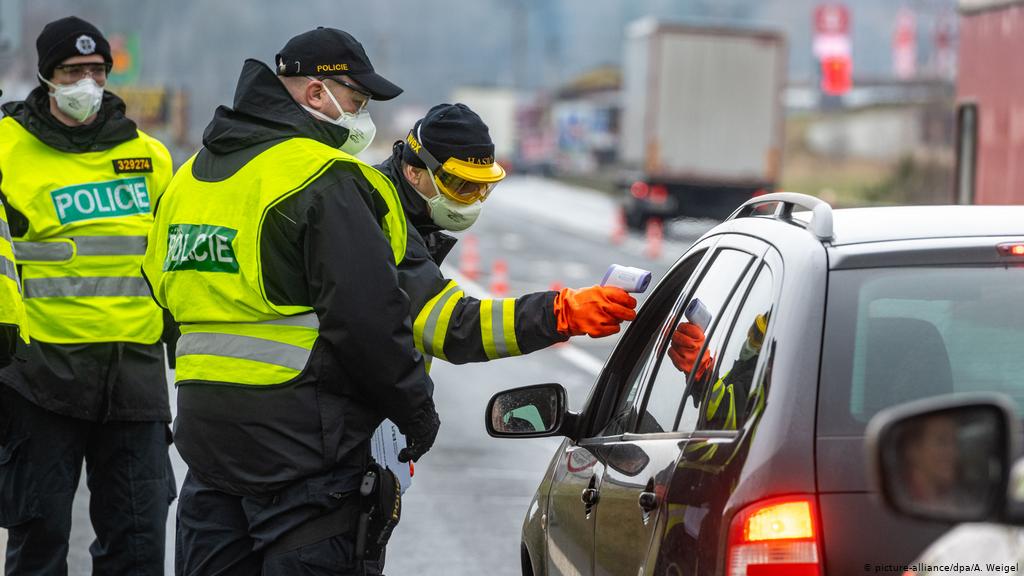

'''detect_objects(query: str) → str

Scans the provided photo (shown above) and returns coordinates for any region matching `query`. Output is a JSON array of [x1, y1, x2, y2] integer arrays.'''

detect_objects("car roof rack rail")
[[726, 192, 835, 242]]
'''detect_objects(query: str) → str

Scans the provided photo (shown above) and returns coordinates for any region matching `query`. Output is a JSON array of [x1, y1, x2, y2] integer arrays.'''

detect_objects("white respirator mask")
[[302, 78, 376, 155], [39, 73, 104, 123], [418, 170, 483, 232]]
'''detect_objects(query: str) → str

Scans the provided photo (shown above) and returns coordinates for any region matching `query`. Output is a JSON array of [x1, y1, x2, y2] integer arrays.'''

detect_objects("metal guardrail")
[[726, 192, 835, 242]]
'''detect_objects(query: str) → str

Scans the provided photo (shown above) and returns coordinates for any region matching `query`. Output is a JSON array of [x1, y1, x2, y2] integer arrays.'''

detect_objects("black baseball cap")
[[275, 27, 402, 101]]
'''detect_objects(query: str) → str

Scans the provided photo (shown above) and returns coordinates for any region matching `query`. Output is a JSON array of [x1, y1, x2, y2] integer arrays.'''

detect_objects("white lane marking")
[[440, 263, 605, 377]]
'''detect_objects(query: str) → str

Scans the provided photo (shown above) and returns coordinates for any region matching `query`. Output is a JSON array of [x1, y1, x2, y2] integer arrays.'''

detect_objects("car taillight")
[[650, 184, 669, 203], [726, 496, 822, 576], [997, 242, 1024, 257], [630, 181, 649, 200]]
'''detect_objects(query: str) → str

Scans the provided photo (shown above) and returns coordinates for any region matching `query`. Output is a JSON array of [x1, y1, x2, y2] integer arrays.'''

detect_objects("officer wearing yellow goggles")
[[407, 122, 505, 206]]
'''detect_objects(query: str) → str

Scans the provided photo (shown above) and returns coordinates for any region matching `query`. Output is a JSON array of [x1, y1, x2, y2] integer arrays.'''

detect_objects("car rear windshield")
[[820, 265, 1024, 435]]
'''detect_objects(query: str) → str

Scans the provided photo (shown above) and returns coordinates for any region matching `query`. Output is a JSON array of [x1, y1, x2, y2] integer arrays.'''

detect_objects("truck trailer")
[[619, 19, 787, 227]]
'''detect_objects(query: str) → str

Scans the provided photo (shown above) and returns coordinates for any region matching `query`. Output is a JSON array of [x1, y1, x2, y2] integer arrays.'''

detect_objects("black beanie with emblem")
[[37, 16, 112, 80], [403, 103, 495, 169]]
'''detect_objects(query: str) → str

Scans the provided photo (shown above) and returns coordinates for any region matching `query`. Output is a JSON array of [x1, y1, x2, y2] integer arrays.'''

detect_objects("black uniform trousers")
[[0, 386, 174, 575], [175, 467, 378, 576]]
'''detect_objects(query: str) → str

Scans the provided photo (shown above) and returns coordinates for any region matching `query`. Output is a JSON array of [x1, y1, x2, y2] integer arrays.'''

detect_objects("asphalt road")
[[4, 175, 709, 575]]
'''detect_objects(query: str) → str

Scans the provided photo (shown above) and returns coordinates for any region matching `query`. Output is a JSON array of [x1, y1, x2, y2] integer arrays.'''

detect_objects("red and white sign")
[[813, 3, 851, 59], [893, 7, 917, 79]]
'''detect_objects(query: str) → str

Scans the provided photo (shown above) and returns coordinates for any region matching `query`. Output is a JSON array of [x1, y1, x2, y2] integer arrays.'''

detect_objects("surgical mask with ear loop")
[[416, 170, 483, 232], [301, 77, 376, 155], [38, 73, 104, 123]]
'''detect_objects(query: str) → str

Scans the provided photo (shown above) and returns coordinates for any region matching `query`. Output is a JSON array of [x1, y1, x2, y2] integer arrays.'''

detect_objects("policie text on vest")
[[50, 177, 150, 225], [164, 223, 239, 273]]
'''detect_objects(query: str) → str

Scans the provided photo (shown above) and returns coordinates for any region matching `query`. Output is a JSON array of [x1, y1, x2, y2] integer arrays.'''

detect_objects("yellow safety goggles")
[[409, 126, 506, 204]]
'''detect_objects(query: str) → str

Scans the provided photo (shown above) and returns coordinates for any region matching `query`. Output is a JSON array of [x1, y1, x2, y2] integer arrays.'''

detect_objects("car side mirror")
[[485, 383, 572, 439], [866, 393, 1018, 524]]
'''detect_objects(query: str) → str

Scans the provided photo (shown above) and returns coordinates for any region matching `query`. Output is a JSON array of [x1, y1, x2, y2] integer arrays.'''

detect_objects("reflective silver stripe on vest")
[[0, 218, 11, 242], [75, 236, 148, 256], [176, 332, 311, 372], [421, 283, 460, 357], [13, 241, 73, 262], [0, 255, 19, 292], [22, 276, 152, 298], [14, 236, 148, 261], [259, 312, 320, 329]]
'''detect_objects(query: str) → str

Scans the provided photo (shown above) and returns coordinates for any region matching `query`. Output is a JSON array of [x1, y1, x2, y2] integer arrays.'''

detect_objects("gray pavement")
[[6, 176, 700, 575]]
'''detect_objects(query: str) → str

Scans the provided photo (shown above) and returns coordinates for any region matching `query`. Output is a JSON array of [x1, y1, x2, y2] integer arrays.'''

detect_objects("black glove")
[[397, 400, 440, 463]]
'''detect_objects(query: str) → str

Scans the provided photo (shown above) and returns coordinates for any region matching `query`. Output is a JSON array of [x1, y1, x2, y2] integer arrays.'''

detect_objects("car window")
[[694, 264, 774, 432], [630, 249, 754, 434], [820, 266, 1024, 435], [595, 250, 708, 438]]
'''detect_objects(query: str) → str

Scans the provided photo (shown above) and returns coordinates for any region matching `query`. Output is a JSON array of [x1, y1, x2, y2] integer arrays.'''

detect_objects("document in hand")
[[370, 419, 413, 494]]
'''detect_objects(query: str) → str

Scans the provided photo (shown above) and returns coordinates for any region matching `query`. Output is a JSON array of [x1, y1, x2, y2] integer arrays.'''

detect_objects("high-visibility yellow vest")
[[0, 117, 172, 344], [0, 201, 28, 343], [142, 137, 406, 386]]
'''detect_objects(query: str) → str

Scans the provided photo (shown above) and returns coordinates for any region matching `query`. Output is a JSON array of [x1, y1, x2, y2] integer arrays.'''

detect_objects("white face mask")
[[302, 79, 376, 155], [39, 73, 104, 123], [418, 171, 483, 231]]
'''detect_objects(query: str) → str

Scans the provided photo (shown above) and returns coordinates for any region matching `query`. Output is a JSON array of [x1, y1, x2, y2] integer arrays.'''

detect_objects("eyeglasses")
[[409, 125, 506, 205], [318, 76, 371, 113], [52, 63, 112, 80]]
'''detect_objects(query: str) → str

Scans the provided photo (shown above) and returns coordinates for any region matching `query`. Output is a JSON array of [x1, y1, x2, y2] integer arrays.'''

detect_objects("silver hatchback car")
[[486, 194, 1024, 576]]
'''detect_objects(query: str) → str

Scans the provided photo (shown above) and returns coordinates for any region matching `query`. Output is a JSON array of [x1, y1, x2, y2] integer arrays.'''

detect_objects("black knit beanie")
[[403, 103, 495, 168], [37, 16, 112, 80]]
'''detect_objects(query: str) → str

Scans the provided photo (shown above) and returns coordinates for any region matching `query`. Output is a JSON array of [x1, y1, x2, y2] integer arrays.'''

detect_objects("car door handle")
[[581, 487, 600, 506], [638, 490, 658, 512]]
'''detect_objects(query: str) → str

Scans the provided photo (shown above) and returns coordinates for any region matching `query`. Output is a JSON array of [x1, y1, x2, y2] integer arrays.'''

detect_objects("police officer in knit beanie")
[[36, 16, 112, 81]]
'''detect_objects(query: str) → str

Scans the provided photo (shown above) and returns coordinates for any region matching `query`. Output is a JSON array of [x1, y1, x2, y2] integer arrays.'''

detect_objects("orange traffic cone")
[[489, 259, 509, 297], [611, 207, 627, 245], [459, 234, 480, 280], [644, 218, 663, 260]]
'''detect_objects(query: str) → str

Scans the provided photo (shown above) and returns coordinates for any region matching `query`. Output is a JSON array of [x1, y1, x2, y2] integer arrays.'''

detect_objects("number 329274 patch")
[[112, 157, 153, 174]]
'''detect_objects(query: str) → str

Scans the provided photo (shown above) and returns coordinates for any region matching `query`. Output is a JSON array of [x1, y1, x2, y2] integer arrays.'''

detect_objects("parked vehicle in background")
[[619, 19, 786, 228], [485, 194, 1024, 575], [867, 393, 1024, 574], [955, 0, 1024, 205]]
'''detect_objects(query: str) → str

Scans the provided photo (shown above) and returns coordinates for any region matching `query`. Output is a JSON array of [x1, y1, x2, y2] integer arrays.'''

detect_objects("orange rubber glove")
[[667, 322, 713, 378], [553, 286, 638, 338]]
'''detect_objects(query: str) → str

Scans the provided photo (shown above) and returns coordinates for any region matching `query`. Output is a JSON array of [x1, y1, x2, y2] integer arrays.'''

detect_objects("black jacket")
[[0, 87, 170, 423], [167, 60, 435, 496], [375, 142, 566, 365]]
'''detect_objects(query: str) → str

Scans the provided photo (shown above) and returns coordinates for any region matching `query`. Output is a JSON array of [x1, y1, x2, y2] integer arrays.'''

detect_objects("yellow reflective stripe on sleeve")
[[501, 298, 521, 357], [482, 298, 521, 360], [413, 280, 463, 361], [431, 287, 464, 362], [481, 300, 497, 359]]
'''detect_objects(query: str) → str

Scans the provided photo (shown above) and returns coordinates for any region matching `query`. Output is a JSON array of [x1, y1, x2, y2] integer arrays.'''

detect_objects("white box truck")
[[620, 19, 787, 227]]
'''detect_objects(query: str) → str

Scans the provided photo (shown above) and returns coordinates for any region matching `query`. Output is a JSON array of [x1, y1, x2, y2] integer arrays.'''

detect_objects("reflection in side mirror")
[[866, 393, 1018, 524], [486, 383, 568, 439]]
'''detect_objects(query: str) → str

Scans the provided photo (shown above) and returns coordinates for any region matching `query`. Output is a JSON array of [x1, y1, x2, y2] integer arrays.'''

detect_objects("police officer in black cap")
[[0, 16, 175, 575], [148, 27, 439, 575]]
